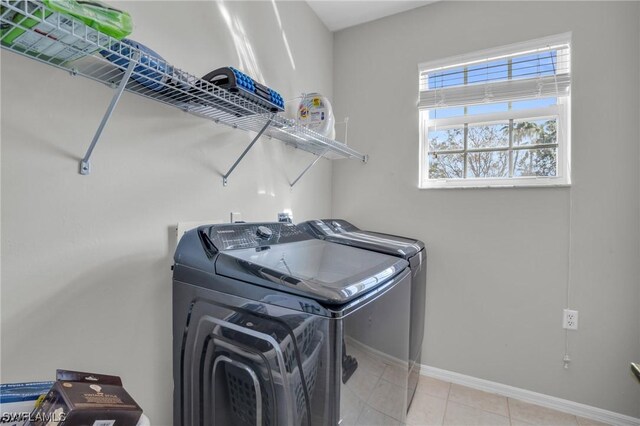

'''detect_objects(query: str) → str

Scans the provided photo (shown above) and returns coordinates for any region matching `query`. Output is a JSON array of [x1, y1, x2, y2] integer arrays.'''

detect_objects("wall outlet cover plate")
[[563, 309, 579, 330]]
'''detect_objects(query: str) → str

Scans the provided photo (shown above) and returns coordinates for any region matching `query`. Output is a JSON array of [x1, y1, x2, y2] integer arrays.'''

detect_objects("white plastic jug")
[[297, 93, 336, 139]]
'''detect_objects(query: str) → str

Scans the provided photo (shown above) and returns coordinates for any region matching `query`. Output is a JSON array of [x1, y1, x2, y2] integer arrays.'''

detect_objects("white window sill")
[[419, 177, 571, 189]]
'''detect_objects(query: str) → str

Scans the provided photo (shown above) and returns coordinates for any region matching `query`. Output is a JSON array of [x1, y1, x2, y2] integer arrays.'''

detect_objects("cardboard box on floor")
[[30, 370, 142, 426]]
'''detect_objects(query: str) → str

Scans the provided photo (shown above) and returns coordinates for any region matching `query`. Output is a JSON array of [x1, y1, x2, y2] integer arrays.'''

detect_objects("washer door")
[[216, 239, 408, 305], [175, 294, 322, 426]]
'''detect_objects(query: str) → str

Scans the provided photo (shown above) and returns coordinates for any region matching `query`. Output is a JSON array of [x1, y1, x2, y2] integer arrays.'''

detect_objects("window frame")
[[418, 35, 572, 189]]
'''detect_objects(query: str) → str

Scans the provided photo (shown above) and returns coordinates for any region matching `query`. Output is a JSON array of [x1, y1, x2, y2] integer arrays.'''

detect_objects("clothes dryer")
[[299, 219, 426, 412]]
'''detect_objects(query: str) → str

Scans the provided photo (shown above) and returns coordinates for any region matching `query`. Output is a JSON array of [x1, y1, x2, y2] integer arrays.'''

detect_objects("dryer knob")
[[256, 226, 273, 239]]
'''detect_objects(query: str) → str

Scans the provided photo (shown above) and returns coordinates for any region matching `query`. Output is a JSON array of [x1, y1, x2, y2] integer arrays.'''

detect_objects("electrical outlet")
[[278, 210, 293, 223], [563, 309, 578, 330], [230, 212, 242, 223]]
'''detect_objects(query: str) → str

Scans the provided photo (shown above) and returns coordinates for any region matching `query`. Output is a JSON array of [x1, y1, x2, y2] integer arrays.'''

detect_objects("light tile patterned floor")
[[341, 339, 610, 426], [397, 376, 611, 426]]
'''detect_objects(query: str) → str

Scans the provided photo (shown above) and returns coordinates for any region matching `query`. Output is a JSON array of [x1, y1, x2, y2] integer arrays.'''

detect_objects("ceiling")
[[306, 1, 436, 32]]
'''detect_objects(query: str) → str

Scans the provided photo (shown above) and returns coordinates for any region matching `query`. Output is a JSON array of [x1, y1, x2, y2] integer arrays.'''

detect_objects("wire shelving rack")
[[0, 0, 367, 186]]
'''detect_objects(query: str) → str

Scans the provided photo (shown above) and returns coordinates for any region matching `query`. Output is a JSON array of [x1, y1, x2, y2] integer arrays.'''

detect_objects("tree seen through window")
[[428, 118, 558, 179]]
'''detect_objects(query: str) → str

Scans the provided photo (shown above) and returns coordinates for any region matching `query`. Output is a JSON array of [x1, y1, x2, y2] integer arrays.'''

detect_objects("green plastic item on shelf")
[[42, 0, 133, 39], [1, 2, 52, 45], [1, 1, 114, 65], [0, 5, 7, 37]]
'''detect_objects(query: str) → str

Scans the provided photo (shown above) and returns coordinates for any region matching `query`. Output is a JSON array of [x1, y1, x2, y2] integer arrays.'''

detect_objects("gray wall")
[[0, 1, 333, 422], [332, 1, 640, 417]]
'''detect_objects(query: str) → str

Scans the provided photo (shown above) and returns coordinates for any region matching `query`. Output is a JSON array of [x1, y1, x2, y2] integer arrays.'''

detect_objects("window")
[[418, 34, 571, 188]]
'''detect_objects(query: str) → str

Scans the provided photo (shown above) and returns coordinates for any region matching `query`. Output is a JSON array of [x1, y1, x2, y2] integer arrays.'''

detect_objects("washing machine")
[[298, 219, 426, 412], [173, 222, 412, 426]]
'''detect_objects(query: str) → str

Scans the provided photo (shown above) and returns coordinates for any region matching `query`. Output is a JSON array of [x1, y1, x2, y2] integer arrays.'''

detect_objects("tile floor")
[[374, 376, 611, 426], [341, 339, 610, 426]]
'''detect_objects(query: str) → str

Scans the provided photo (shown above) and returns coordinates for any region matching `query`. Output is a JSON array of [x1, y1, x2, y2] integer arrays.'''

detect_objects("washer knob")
[[256, 226, 273, 239]]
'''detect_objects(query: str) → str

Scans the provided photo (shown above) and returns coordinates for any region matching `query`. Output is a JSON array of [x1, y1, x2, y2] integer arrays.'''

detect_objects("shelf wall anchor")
[[222, 114, 275, 186], [290, 149, 328, 188], [79, 53, 139, 175]]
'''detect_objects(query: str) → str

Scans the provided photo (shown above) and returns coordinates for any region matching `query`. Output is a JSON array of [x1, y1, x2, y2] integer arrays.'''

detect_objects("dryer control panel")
[[301, 219, 360, 237], [202, 222, 310, 251]]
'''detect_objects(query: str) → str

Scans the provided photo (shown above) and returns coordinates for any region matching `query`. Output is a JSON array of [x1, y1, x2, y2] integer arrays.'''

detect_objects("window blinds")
[[418, 41, 571, 110]]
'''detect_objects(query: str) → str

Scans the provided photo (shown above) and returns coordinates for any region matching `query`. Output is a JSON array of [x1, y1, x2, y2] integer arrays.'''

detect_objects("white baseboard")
[[345, 336, 407, 369], [420, 365, 640, 426]]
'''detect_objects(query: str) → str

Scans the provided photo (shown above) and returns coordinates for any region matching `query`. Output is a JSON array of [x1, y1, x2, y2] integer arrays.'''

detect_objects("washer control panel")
[[256, 226, 273, 239], [203, 222, 309, 251]]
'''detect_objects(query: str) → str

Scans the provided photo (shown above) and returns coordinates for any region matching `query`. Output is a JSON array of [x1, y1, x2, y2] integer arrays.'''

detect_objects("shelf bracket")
[[222, 114, 275, 186], [79, 53, 139, 175], [290, 149, 328, 188]]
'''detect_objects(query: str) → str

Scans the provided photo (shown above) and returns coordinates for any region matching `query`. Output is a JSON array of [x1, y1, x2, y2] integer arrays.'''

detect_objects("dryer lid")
[[215, 239, 408, 305], [302, 219, 425, 260]]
